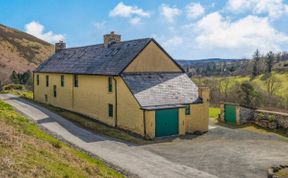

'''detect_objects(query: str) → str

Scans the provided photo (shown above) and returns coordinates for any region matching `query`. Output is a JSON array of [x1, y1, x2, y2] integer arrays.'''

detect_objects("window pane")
[[61, 75, 64, 87], [37, 75, 39, 85], [53, 85, 57, 97], [74, 75, 78, 87], [185, 105, 190, 115], [46, 76, 49, 87], [108, 104, 113, 117], [108, 77, 113, 92]]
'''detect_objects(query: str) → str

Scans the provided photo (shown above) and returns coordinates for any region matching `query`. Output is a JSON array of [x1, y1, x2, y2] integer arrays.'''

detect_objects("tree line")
[[192, 50, 288, 111], [9, 70, 33, 85], [184, 50, 288, 77]]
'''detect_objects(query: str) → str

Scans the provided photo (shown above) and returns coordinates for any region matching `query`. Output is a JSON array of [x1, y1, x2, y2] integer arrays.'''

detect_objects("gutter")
[[113, 77, 118, 127], [143, 110, 146, 138], [32, 72, 35, 100]]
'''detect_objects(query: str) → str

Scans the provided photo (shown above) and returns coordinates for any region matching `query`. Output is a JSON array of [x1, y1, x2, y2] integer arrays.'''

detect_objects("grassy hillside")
[[193, 71, 288, 111], [195, 71, 288, 97], [221, 72, 288, 97], [0, 24, 54, 83], [0, 100, 123, 178]]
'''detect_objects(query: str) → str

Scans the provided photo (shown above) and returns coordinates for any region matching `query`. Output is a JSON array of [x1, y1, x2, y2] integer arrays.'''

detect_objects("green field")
[[209, 107, 220, 119], [0, 100, 123, 178]]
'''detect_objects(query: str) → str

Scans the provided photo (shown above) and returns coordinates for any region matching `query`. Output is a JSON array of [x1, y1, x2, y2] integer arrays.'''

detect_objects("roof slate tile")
[[35, 38, 152, 75], [122, 73, 199, 109]]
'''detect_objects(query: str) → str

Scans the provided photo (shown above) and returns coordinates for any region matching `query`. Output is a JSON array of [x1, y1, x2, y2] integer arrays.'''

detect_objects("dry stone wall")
[[240, 107, 288, 130]]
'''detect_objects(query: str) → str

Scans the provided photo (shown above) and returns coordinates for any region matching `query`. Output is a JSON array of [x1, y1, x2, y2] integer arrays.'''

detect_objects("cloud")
[[109, 2, 150, 17], [163, 36, 183, 48], [160, 4, 181, 23], [130, 17, 141, 25], [185, 3, 205, 19], [109, 2, 150, 25], [93, 21, 106, 29], [25, 21, 64, 43], [227, 0, 288, 19], [194, 12, 288, 53]]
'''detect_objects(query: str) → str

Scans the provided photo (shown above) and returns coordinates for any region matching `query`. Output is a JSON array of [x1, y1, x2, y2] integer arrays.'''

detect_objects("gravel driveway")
[[1, 94, 287, 178], [143, 124, 288, 178]]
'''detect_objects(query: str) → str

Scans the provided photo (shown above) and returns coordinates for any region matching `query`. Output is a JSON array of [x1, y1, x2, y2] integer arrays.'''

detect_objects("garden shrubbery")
[[2, 84, 25, 91]]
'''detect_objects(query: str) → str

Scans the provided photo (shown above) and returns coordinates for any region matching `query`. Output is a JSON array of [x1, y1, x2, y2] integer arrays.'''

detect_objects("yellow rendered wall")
[[145, 110, 155, 139], [73, 75, 115, 126], [34, 73, 73, 110], [34, 73, 116, 126], [178, 108, 186, 135], [117, 77, 144, 136], [124, 41, 182, 73], [186, 103, 209, 133]]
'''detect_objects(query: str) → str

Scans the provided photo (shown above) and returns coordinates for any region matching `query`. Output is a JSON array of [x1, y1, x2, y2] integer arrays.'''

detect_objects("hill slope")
[[0, 24, 54, 83], [0, 100, 123, 178]]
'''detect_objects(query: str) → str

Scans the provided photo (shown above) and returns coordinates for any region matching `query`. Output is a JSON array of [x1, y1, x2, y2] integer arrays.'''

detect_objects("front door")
[[224, 104, 236, 123]]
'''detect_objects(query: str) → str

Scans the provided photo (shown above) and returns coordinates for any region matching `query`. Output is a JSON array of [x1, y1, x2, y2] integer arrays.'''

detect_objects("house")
[[33, 32, 209, 139]]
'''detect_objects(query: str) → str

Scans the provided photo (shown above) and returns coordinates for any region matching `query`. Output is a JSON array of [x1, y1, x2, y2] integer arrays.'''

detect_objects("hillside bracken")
[[0, 24, 54, 83], [0, 100, 123, 178]]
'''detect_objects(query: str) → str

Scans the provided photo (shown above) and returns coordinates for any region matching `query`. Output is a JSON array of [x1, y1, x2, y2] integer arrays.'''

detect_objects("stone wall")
[[253, 110, 288, 130], [239, 106, 254, 124], [240, 107, 288, 130]]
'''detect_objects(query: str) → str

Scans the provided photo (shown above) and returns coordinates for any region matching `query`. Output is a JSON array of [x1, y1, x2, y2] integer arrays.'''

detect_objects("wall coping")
[[255, 109, 288, 117]]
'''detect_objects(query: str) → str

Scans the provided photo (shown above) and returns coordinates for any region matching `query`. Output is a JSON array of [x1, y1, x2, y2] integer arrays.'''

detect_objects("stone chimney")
[[198, 87, 210, 103], [55, 40, 66, 53], [104, 31, 121, 47]]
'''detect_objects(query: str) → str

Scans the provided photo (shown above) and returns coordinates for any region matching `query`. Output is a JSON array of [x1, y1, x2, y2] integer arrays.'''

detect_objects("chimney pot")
[[55, 40, 66, 53], [104, 31, 121, 47]]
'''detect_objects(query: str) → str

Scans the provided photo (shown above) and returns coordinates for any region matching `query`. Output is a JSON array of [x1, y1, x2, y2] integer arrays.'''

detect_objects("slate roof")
[[122, 73, 200, 110], [35, 38, 152, 75]]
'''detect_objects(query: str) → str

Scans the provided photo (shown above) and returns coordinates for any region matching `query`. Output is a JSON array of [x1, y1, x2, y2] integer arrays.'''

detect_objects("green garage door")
[[155, 108, 179, 137], [224, 104, 236, 123]]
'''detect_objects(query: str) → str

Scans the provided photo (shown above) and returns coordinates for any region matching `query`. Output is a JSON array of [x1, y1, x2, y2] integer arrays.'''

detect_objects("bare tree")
[[265, 76, 281, 96], [219, 77, 231, 99], [266, 51, 274, 73], [252, 49, 261, 77]]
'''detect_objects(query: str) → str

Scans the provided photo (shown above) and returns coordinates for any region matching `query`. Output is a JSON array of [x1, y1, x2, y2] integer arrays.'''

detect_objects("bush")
[[52, 141, 62, 149], [256, 113, 265, 122], [2, 84, 25, 91], [268, 114, 276, 122]]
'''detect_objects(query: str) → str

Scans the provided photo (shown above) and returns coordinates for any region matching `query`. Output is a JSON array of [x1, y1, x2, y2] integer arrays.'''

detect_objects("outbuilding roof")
[[35, 38, 153, 75], [122, 72, 200, 110]]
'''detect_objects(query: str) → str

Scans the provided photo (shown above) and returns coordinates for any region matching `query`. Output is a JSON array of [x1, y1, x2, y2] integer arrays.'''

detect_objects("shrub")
[[2, 84, 25, 91], [268, 114, 276, 122], [256, 113, 265, 121], [52, 141, 62, 149]]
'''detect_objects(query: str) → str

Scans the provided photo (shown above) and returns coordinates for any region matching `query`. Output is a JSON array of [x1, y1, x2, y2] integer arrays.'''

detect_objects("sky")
[[1, 0, 288, 59]]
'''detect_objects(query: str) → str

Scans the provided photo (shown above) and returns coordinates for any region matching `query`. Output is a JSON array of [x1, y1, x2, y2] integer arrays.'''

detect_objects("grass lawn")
[[209, 107, 220, 122], [0, 100, 124, 178]]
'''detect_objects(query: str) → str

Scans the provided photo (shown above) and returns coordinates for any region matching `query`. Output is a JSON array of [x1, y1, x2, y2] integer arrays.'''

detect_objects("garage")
[[224, 104, 236, 123], [155, 108, 179, 137]]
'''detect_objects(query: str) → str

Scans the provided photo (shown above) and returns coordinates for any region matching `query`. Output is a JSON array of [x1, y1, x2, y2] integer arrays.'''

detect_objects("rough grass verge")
[[209, 107, 220, 121], [276, 168, 288, 178], [0, 100, 124, 178], [2, 90, 152, 144]]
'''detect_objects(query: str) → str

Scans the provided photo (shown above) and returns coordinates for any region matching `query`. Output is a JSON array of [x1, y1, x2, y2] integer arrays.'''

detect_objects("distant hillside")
[[176, 58, 240, 66], [177, 56, 288, 76], [0, 24, 54, 83], [176, 58, 252, 76], [177, 58, 242, 67]]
